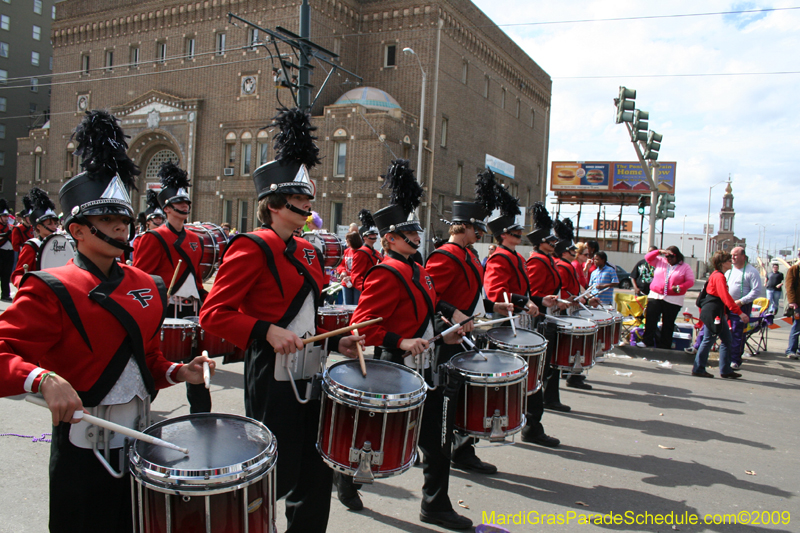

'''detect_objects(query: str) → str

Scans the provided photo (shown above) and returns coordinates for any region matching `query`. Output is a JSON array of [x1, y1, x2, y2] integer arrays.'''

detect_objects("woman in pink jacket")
[[639, 246, 695, 348]]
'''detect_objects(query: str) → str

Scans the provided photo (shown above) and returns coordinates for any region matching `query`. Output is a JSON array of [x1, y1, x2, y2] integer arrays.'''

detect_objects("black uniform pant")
[[0, 248, 14, 299], [245, 340, 332, 533], [49, 422, 133, 533], [169, 302, 212, 413]]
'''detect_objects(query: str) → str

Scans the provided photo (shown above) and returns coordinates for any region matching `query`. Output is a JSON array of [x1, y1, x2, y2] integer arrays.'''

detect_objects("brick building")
[[17, 0, 551, 243], [0, 0, 57, 209]]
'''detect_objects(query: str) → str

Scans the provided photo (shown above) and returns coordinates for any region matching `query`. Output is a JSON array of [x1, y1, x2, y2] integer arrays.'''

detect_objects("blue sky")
[[472, 0, 800, 258]]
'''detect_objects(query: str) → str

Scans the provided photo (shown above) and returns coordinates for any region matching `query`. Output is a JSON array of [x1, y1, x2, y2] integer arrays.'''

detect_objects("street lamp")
[[704, 179, 728, 264], [403, 47, 426, 188], [754, 223, 775, 262]]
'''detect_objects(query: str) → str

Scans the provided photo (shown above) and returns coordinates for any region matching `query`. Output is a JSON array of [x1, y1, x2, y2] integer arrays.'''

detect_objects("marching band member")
[[199, 107, 362, 533], [130, 190, 165, 260], [350, 209, 382, 299], [11, 196, 35, 261], [553, 217, 597, 390], [0, 110, 213, 533], [132, 161, 209, 413], [11, 188, 59, 287], [526, 203, 573, 415], [336, 230, 362, 305], [484, 196, 559, 448], [347, 159, 471, 529], [427, 169, 514, 476], [0, 199, 14, 301]]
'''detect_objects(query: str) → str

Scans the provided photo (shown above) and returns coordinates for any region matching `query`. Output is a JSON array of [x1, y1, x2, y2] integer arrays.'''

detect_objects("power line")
[[554, 70, 800, 80], [496, 6, 800, 28]]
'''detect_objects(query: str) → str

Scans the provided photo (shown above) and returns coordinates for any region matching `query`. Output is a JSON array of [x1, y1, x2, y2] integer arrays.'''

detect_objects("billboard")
[[551, 162, 677, 194]]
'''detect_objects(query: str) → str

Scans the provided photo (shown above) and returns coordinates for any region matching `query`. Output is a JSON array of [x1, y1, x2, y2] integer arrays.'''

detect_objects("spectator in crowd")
[[725, 247, 763, 369], [765, 262, 784, 314], [572, 242, 591, 288], [220, 222, 231, 238], [481, 244, 496, 267], [588, 251, 618, 307], [693, 251, 748, 379], [631, 246, 658, 297], [783, 253, 800, 359], [638, 246, 695, 349]]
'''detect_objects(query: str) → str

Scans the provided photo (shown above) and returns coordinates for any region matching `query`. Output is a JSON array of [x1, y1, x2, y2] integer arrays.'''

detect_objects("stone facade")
[[17, 0, 551, 242]]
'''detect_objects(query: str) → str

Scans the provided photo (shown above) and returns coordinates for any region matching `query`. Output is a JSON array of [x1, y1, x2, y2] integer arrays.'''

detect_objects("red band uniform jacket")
[[426, 242, 488, 316], [132, 222, 206, 301], [0, 253, 179, 404], [556, 257, 582, 300], [527, 250, 563, 311], [350, 244, 382, 291], [484, 244, 533, 311], [351, 250, 455, 355], [11, 238, 40, 288], [11, 224, 34, 252]]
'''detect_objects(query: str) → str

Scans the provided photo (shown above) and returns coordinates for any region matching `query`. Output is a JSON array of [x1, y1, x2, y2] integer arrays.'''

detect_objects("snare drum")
[[485, 327, 547, 395], [185, 316, 234, 358], [448, 350, 527, 442], [607, 309, 624, 346], [303, 231, 344, 268], [317, 305, 352, 332], [130, 413, 277, 533], [159, 318, 196, 362], [574, 308, 614, 353], [185, 222, 229, 281], [318, 359, 426, 483], [546, 316, 598, 372]]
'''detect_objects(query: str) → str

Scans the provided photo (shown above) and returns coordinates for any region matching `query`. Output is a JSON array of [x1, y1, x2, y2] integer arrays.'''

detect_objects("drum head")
[[449, 350, 527, 380], [547, 316, 596, 331], [163, 318, 196, 327], [318, 306, 348, 316], [574, 309, 613, 325], [486, 327, 546, 353], [327, 359, 424, 396], [131, 413, 276, 494], [37, 234, 76, 270]]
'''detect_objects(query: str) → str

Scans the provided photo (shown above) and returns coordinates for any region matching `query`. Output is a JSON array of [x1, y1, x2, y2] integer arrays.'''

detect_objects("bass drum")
[[37, 233, 76, 270], [185, 223, 229, 282], [303, 231, 343, 269]]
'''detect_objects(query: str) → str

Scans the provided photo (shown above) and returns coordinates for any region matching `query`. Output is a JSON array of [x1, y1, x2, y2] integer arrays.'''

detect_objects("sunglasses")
[[665, 254, 675, 258]]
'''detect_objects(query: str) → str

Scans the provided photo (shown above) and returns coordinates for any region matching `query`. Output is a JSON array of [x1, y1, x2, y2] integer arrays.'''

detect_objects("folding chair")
[[615, 292, 648, 343], [744, 306, 773, 356]]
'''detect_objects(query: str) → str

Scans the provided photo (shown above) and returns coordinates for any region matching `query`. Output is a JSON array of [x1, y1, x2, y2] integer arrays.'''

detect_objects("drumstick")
[[25, 395, 189, 455], [460, 335, 488, 361], [474, 315, 519, 328], [202, 352, 211, 389], [353, 328, 367, 377], [302, 317, 383, 345], [167, 259, 183, 296], [426, 314, 479, 344], [504, 293, 516, 337]]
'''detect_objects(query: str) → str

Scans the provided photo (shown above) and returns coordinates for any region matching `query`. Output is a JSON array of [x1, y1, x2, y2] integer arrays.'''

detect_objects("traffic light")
[[637, 195, 647, 216], [631, 110, 649, 142], [644, 131, 662, 160], [662, 193, 676, 218], [615, 86, 636, 124]]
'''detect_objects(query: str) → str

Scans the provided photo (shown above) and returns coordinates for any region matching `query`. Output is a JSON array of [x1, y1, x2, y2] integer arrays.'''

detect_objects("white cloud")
[[472, 0, 800, 256]]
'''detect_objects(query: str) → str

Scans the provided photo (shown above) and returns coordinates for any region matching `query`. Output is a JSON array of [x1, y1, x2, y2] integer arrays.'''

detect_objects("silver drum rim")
[[129, 413, 277, 496], [486, 327, 547, 355], [323, 359, 427, 411], [448, 350, 529, 384]]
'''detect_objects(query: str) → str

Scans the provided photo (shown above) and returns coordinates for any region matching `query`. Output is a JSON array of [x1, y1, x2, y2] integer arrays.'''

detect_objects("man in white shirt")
[[726, 247, 764, 369]]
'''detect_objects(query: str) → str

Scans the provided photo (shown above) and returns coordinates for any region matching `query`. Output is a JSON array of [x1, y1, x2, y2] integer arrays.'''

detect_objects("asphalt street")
[[1, 289, 798, 532]]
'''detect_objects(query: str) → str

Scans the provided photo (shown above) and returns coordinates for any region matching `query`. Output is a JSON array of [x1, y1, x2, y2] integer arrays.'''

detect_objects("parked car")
[[615, 265, 633, 289]]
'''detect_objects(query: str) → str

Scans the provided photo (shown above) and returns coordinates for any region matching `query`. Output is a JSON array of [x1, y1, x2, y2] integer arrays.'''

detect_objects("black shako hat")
[[253, 107, 319, 200], [145, 189, 165, 220], [447, 168, 505, 233], [0, 198, 10, 216], [157, 160, 191, 208], [373, 159, 423, 236], [60, 110, 139, 229], [28, 187, 58, 227], [486, 174, 522, 237], [526, 201, 556, 246], [358, 209, 379, 237]]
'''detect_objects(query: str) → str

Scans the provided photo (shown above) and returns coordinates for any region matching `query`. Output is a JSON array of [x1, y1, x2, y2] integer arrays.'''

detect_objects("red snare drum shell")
[[185, 223, 229, 282], [159, 318, 196, 362]]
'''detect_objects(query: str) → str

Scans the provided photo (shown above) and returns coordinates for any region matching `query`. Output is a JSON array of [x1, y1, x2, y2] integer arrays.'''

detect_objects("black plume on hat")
[[22, 195, 33, 217], [146, 189, 160, 211], [0, 198, 9, 215], [475, 169, 500, 215], [553, 217, 574, 242], [381, 159, 423, 217], [358, 209, 375, 228], [526, 201, 556, 246], [272, 107, 322, 170], [71, 109, 140, 187], [28, 187, 57, 227], [158, 161, 189, 191]]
